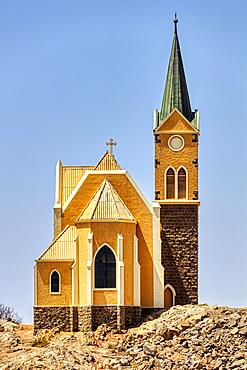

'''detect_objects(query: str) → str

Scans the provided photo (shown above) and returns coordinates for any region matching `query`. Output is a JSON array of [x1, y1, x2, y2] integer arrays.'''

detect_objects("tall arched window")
[[95, 245, 116, 288], [166, 168, 175, 199], [50, 270, 60, 293], [178, 167, 187, 199]]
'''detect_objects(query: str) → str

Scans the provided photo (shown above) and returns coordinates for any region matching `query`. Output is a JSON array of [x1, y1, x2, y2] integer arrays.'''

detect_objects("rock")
[[143, 343, 157, 356]]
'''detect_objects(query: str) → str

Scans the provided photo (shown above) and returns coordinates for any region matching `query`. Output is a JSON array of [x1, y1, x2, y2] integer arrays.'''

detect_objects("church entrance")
[[164, 285, 175, 309]]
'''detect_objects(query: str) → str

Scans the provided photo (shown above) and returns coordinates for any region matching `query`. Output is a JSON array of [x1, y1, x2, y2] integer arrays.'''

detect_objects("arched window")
[[50, 270, 60, 293], [166, 168, 175, 199], [178, 167, 187, 199], [95, 245, 116, 288]]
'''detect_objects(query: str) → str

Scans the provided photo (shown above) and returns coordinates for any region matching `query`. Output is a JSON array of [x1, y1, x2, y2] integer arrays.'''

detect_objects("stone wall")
[[78, 306, 92, 332], [34, 305, 142, 333], [92, 306, 118, 330], [160, 204, 198, 305], [125, 306, 142, 327], [33, 306, 74, 333]]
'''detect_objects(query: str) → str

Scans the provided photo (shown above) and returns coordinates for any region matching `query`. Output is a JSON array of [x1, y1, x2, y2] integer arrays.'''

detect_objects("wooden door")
[[164, 287, 173, 309]]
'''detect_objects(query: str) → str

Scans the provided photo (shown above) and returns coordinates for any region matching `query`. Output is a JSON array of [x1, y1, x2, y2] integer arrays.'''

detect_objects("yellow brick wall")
[[62, 172, 154, 308], [36, 261, 73, 306], [93, 290, 118, 305], [155, 111, 198, 200]]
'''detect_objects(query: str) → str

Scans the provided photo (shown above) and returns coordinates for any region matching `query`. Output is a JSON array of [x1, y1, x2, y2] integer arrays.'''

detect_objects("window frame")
[[164, 166, 188, 200], [50, 269, 61, 295], [93, 244, 117, 290], [165, 166, 176, 199], [177, 166, 188, 199]]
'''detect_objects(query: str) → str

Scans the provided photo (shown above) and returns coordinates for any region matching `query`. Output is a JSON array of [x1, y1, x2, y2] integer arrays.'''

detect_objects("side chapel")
[[34, 16, 200, 332]]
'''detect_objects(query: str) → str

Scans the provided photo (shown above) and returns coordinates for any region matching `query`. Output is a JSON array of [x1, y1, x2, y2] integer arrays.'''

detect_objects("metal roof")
[[77, 179, 135, 221], [38, 225, 77, 261], [95, 152, 121, 171], [61, 166, 94, 205], [160, 16, 193, 123]]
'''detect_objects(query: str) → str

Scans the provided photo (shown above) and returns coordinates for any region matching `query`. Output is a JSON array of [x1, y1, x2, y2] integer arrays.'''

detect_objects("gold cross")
[[106, 138, 117, 154]]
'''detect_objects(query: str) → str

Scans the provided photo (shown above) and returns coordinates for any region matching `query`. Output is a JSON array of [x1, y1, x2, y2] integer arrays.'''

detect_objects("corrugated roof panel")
[[62, 166, 94, 205], [77, 180, 135, 221], [39, 226, 77, 261], [95, 152, 121, 171]]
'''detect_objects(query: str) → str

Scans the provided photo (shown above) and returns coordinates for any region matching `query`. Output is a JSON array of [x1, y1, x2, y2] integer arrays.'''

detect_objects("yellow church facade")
[[34, 16, 200, 332], [34, 152, 164, 331]]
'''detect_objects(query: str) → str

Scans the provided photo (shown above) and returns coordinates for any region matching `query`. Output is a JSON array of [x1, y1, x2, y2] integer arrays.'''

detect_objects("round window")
[[168, 135, 184, 151]]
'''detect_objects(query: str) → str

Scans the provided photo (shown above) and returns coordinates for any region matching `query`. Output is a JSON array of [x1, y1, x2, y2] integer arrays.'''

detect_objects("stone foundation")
[[33, 306, 74, 334], [160, 204, 199, 305], [34, 305, 142, 333]]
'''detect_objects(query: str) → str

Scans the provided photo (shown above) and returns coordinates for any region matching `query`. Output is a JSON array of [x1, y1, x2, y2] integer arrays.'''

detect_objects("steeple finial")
[[160, 16, 193, 122], [174, 13, 178, 33]]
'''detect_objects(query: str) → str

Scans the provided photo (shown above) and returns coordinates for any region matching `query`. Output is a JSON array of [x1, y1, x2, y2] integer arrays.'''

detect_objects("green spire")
[[160, 15, 193, 122]]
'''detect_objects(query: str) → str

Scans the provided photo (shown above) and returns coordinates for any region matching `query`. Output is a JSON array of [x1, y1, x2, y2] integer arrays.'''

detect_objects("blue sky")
[[0, 1, 246, 323]]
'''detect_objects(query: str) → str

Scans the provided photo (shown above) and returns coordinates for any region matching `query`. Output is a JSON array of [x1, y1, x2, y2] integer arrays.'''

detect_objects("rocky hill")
[[0, 304, 246, 369]]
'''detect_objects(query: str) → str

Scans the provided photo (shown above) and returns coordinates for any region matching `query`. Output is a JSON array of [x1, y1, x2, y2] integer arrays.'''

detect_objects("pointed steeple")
[[160, 15, 193, 122]]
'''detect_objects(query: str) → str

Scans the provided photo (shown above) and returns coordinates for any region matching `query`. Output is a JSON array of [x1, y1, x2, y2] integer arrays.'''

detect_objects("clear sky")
[[0, 0, 246, 323]]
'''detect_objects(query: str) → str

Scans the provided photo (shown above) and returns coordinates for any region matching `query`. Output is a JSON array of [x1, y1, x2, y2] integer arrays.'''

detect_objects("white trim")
[[87, 232, 93, 305], [133, 235, 141, 306], [55, 160, 62, 205], [71, 261, 76, 305], [50, 269, 61, 294], [152, 202, 164, 307], [93, 243, 117, 289], [177, 165, 188, 199], [125, 172, 152, 212], [62, 168, 152, 214], [117, 234, 124, 305], [63, 170, 126, 211], [158, 200, 200, 205], [164, 284, 176, 306], [34, 264, 37, 306], [168, 135, 185, 152]]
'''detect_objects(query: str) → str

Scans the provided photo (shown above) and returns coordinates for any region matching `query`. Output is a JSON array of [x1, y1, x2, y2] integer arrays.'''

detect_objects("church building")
[[34, 16, 200, 332]]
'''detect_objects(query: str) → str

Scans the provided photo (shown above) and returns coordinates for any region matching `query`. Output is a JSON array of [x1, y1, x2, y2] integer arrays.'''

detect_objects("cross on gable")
[[106, 138, 117, 154]]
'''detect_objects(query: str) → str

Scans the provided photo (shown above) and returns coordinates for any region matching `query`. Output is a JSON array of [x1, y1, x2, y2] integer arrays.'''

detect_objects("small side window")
[[50, 270, 60, 293]]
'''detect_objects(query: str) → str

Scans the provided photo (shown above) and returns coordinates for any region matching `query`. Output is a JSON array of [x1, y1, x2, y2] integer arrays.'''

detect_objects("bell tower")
[[153, 16, 200, 306]]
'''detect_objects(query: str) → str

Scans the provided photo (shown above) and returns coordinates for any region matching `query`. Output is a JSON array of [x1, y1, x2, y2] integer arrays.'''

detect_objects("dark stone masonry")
[[34, 305, 142, 333], [160, 204, 199, 305]]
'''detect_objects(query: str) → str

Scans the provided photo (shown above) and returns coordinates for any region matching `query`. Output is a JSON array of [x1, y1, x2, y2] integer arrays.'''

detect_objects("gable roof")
[[95, 152, 121, 171], [37, 225, 76, 261], [156, 108, 198, 134], [77, 179, 135, 222]]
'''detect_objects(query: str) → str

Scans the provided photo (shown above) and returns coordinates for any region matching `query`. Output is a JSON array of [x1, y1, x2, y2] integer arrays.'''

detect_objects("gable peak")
[[95, 151, 122, 171], [77, 179, 135, 222]]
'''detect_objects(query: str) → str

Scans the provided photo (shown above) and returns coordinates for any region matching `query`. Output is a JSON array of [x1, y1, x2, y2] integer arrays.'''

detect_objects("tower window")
[[95, 245, 116, 288], [50, 270, 60, 293], [178, 168, 187, 199], [166, 168, 175, 199]]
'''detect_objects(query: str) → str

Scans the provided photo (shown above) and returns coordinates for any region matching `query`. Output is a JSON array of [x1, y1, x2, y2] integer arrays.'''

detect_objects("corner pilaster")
[[152, 201, 164, 307], [117, 234, 124, 306]]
